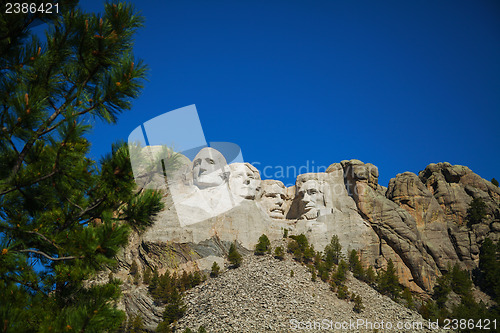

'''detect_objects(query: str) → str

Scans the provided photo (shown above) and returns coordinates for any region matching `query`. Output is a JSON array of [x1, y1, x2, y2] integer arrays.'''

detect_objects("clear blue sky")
[[79, 0, 499, 187]]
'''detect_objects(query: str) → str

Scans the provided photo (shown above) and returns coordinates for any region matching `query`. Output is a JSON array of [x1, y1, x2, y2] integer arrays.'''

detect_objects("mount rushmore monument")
[[120, 145, 500, 296]]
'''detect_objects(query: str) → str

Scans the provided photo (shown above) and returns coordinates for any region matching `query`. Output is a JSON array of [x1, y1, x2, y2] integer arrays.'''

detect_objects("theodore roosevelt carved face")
[[260, 181, 287, 219]]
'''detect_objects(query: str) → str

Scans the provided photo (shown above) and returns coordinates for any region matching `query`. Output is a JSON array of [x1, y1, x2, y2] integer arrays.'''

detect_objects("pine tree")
[[143, 267, 152, 285], [365, 266, 376, 285], [311, 267, 317, 282], [162, 288, 186, 326], [476, 238, 500, 302], [149, 269, 160, 293], [192, 271, 202, 287], [433, 270, 451, 308], [274, 246, 284, 260], [130, 260, 141, 285], [450, 264, 472, 297], [353, 294, 364, 313], [303, 244, 315, 263], [210, 261, 220, 277], [0, 1, 166, 331], [333, 259, 348, 285], [254, 234, 270, 255], [348, 249, 364, 279], [290, 234, 309, 253], [337, 284, 348, 300], [491, 178, 499, 187], [402, 287, 416, 310], [129, 315, 146, 333], [324, 235, 342, 268], [377, 259, 401, 300], [466, 197, 487, 227], [228, 242, 242, 268]]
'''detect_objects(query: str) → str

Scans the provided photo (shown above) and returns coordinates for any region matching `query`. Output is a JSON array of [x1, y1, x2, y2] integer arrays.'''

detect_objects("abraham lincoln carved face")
[[298, 179, 327, 220]]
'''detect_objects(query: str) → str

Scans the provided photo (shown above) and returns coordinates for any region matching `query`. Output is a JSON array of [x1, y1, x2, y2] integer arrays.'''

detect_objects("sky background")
[[78, 0, 499, 187]]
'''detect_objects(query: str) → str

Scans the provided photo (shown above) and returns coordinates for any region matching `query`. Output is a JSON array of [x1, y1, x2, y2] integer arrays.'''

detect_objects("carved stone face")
[[298, 180, 325, 220], [229, 163, 260, 200], [192, 148, 228, 189], [260, 183, 286, 219]]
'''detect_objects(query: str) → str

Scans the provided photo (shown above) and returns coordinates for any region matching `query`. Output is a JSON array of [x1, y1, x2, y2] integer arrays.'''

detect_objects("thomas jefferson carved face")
[[192, 148, 228, 189], [298, 180, 326, 220], [260, 182, 286, 219], [229, 163, 260, 200]]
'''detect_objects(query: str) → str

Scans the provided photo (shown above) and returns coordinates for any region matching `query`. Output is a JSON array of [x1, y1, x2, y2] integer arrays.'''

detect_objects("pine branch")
[[9, 66, 99, 180], [1, 225, 62, 249], [18, 249, 81, 261], [0, 170, 57, 196], [39, 103, 100, 136], [24, 230, 62, 250]]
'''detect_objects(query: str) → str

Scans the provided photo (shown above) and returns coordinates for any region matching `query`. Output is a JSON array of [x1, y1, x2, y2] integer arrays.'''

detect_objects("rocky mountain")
[[107, 148, 500, 331], [176, 251, 446, 333]]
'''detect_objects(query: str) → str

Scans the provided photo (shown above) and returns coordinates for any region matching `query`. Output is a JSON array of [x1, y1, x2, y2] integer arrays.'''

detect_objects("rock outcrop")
[[111, 149, 500, 328], [417, 163, 500, 269]]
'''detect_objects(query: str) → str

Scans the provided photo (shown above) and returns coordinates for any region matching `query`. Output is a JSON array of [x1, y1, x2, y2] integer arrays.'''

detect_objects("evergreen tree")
[[377, 259, 401, 300], [155, 321, 172, 333], [254, 234, 270, 255], [324, 235, 342, 268], [130, 260, 139, 276], [210, 261, 220, 278], [476, 238, 500, 302], [353, 294, 364, 313], [450, 264, 472, 297], [192, 271, 202, 287], [180, 271, 190, 292], [419, 300, 443, 322], [365, 266, 376, 285], [274, 246, 284, 260], [133, 271, 141, 285], [289, 234, 309, 253], [333, 259, 348, 285], [303, 244, 315, 263], [433, 271, 452, 308], [491, 178, 499, 187], [197, 326, 207, 333], [466, 197, 487, 227], [402, 287, 416, 310], [129, 315, 146, 333], [228, 242, 242, 268], [149, 269, 160, 293], [130, 260, 141, 285], [143, 267, 152, 285], [287, 239, 299, 254], [0, 1, 166, 331], [162, 288, 186, 326], [348, 249, 364, 279], [337, 284, 348, 300]]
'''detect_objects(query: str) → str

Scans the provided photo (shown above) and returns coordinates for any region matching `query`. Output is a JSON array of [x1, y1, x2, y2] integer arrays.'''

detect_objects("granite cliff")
[[107, 147, 500, 330]]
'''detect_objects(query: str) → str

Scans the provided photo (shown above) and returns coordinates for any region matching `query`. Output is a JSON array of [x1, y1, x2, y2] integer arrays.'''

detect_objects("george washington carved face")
[[192, 147, 228, 189]]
